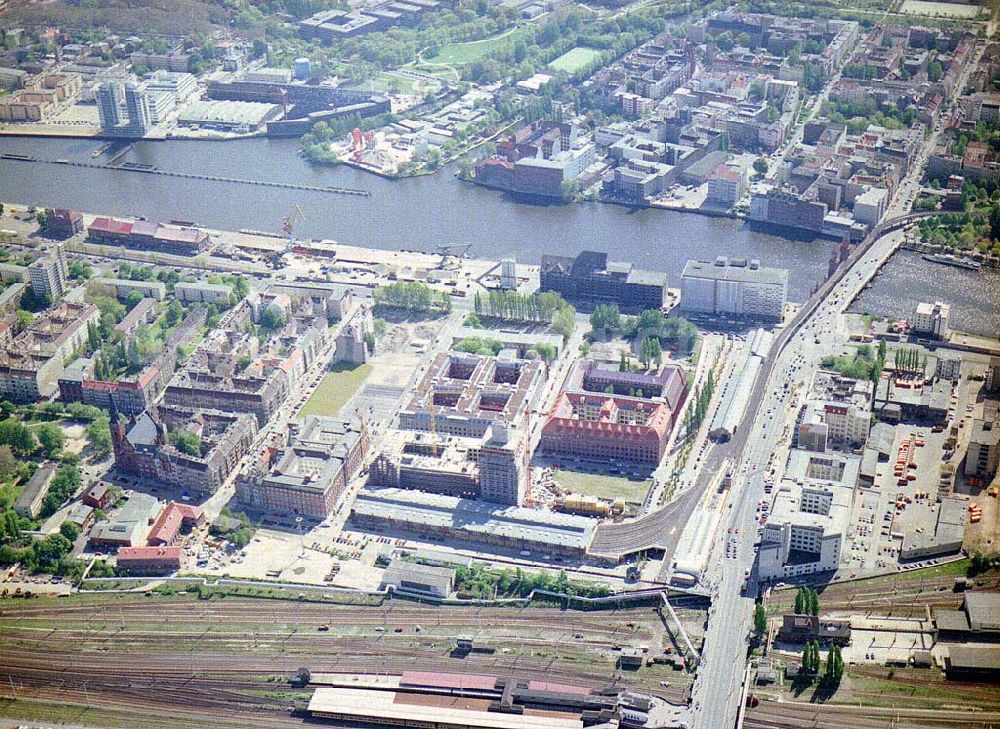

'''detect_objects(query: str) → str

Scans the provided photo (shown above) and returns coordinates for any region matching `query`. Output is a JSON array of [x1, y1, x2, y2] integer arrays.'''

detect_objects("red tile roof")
[[400, 671, 497, 691], [89, 217, 133, 236], [147, 502, 204, 546], [117, 545, 181, 566]]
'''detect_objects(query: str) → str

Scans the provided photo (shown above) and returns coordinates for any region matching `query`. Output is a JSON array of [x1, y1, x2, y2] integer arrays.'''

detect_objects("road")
[[688, 30, 988, 729]]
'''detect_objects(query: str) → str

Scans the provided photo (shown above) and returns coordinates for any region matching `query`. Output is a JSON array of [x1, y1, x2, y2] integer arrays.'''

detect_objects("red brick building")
[[48, 208, 83, 237], [83, 482, 115, 510], [147, 502, 205, 546], [540, 392, 674, 466], [116, 545, 182, 573]]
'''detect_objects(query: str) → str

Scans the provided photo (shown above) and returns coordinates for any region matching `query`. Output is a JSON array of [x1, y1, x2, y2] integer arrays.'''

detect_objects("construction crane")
[[436, 242, 472, 269], [272, 204, 304, 267]]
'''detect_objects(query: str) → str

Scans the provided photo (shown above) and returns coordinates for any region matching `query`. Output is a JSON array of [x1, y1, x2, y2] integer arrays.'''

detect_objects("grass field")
[[553, 469, 652, 504], [899, 0, 984, 17], [356, 72, 437, 95], [548, 47, 603, 74], [427, 27, 530, 65], [298, 363, 372, 418]]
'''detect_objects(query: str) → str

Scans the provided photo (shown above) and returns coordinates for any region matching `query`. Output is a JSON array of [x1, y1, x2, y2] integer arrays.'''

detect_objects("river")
[[0, 134, 996, 335]]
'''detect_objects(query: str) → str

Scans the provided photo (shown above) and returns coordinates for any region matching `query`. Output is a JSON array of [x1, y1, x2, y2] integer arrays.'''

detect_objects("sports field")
[[548, 47, 603, 74], [899, 0, 984, 17]]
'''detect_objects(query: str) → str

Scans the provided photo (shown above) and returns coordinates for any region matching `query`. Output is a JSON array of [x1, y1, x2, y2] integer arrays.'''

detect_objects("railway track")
[[746, 700, 1000, 729]]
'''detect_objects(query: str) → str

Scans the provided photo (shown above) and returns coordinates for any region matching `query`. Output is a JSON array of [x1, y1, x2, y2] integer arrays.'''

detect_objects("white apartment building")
[[913, 301, 951, 339], [680, 256, 788, 321]]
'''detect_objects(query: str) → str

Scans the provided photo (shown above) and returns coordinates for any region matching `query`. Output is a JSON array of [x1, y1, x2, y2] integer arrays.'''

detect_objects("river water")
[[0, 135, 996, 335]]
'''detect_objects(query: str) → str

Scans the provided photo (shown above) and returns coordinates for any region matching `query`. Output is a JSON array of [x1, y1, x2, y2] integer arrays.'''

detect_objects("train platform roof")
[[308, 687, 584, 728], [400, 670, 497, 691]]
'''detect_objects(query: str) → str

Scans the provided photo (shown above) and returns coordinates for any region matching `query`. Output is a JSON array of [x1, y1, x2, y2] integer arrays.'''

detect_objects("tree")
[[125, 290, 145, 310], [801, 641, 815, 672], [86, 417, 112, 457], [754, 604, 767, 634], [715, 30, 735, 51], [0, 418, 36, 455], [170, 430, 201, 457], [164, 300, 184, 326], [753, 157, 769, 176], [32, 533, 72, 569], [41, 466, 82, 517], [552, 306, 576, 340], [59, 520, 80, 542], [36, 423, 65, 458], [232, 275, 249, 299], [589, 304, 621, 336], [68, 259, 92, 280], [259, 306, 286, 330], [15, 310, 33, 332], [535, 343, 556, 361], [823, 644, 844, 685], [927, 60, 943, 83], [649, 337, 662, 366]]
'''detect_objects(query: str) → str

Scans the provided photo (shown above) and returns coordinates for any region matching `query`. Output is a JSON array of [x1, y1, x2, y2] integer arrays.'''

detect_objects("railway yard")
[[0, 593, 702, 728], [0, 582, 996, 729]]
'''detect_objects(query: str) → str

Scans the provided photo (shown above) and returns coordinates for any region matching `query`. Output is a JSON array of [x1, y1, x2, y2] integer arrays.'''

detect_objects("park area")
[[548, 46, 603, 74], [298, 363, 373, 418], [426, 27, 530, 65], [553, 469, 652, 504], [899, 0, 985, 17]]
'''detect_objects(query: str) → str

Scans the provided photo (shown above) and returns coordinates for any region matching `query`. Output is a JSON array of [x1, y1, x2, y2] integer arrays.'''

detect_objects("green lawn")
[[899, 0, 984, 16], [298, 363, 373, 418], [553, 469, 652, 504], [427, 27, 530, 65], [548, 46, 603, 74]]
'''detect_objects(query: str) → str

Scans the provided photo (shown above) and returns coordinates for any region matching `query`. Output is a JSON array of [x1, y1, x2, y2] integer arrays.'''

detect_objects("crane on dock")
[[271, 204, 304, 267], [436, 242, 472, 269]]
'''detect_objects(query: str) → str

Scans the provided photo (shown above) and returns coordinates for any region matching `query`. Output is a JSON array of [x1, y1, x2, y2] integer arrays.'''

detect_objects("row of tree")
[[373, 281, 452, 314], [590, 305, 698, 354], [794, 586, 820, 616], [474, 289, 568, 323], [893, 347, 927, 375], [453, 563, 612, 600], [682, 369, 715, 437]]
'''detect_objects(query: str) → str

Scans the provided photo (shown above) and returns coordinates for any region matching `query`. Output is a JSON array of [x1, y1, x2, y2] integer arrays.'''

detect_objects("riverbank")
[[1, 200, 506, 295], [0, 124, 266, 142]]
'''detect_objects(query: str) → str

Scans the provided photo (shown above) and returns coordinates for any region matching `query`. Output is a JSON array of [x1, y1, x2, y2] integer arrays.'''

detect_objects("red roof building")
[[88, 216, 134, 243], [116, 545, 181, 573], [540, 392, 673, 466], [147, 502, 204, 546], [83, 482, 114, 509]]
